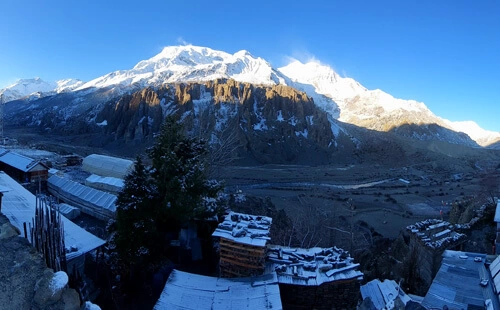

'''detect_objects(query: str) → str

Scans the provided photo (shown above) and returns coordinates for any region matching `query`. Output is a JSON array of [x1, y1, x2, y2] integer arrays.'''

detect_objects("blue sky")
[[1, 0, 499, 132]]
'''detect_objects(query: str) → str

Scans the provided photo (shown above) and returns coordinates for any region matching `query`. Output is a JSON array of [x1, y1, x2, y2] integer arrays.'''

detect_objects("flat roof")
[[212, 211, 272, 247], [421, 250, 500, 309], [0, 171, 105, 260], [266, 245, 363, 286], [154, 269, 282, 310]]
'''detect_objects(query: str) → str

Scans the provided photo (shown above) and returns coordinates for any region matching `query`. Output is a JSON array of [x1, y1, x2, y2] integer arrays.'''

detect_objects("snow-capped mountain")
[[0, 77, 84, 102], [447, 120, 500, 147], [3, 45, 499, 147], [278, 59, 500, 146], [76, 45, 286, 91]]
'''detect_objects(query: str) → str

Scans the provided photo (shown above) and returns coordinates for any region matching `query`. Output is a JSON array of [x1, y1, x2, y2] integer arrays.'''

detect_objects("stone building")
[[212, 211, 272, 277], [266, 245, 363, 309], [406, 219, 467, 292]]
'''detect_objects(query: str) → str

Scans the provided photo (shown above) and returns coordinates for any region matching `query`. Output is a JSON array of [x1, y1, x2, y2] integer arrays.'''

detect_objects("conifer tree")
[[147, 116, 224, 233], [111, 156, 157, 266], [109, 116, 225, 268]]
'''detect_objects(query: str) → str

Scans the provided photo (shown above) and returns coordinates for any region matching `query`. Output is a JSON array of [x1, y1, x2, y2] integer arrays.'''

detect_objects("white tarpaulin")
[[85, 174, 124, 194], [82, 154, 133, 179]]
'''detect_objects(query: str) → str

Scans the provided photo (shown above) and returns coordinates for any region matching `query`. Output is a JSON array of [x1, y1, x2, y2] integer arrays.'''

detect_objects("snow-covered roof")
[[0, 151, 48, 172], [48, 175, 117, 220], [56, 203, 81, 220], [360, 279, 411, 310], [85, 174, 124, 194], [154, 269, 282, 310], [266, 246, 363, 286], [0, 148, 9, 157], [422, 250, 498, 309], [494, 201, 500, 222], [406, 219, 467, 249], [212, 211, 272, 247], [82, 154, 133, 179], [0, 171, 105, 260]]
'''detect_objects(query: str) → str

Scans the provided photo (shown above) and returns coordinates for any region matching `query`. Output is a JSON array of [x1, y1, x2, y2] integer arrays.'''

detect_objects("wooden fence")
[[30, 196, 67, 273]]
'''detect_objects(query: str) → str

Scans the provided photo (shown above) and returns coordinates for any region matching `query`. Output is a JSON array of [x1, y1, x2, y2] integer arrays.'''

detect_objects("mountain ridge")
[[1, 44, 499, 147]]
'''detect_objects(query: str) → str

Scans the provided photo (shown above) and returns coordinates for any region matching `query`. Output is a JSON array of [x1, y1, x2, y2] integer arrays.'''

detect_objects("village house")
[[47, 175, 117, 220], [494, 200, 500, 254], [421, 250, 500, 309], [406, 219, 468, 291], [0, 171, 105, 274], [208, 211, 364, 309], [154, 269, 282, 309], [267, 245, 363, 309], [0, 149, 49, 184], [212, 211, 272, 277]]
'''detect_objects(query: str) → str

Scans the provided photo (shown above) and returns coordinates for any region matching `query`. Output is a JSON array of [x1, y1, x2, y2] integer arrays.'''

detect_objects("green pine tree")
[[110, 156, 158, 266], [109, 116, 225, 268], [147, 116, 224, 233]]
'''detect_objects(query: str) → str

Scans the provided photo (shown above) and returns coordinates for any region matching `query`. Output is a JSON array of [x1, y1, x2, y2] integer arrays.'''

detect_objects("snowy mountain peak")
[[77, 45, 285, 91], [0, 77, 85, 102], [279, 60, 367, 104], [4, 44, 498, 146], [133, 45, 231, 70]]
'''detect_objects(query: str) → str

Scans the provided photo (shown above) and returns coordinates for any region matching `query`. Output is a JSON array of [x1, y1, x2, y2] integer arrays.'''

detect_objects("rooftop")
[[0, 172, 105, 260], [0, 150, 47, 172], [360, 279, 411, 309], [421, 250, 500, 309], [406, 219, 467, 249], [494, 201, 500, 223], [212, 211, 272, 247], [266, 245, 363, 286], [154, 269, 282, 310]]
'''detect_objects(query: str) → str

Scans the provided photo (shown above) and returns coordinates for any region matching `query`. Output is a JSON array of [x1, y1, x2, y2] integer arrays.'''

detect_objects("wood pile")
[[219, 237, 267, 277]]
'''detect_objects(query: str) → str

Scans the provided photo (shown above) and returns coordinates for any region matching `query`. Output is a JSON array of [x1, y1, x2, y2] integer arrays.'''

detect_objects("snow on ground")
[[49, 271, 68, 294]]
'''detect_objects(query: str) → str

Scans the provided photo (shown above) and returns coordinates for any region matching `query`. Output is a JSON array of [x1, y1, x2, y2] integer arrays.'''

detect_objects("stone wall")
[[0, 213, 80, 310], [279, 279, 360, 310]]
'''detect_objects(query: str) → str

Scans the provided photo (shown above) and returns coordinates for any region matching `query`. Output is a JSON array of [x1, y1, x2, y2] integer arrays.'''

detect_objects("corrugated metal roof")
[[0, 151, 47, 172], [360, 279, 411, 309], [489, 255, 500, 278], [0, 171, 105, 260], [154, 270, 282, 310], [422, 250, 498, 309], [48, 175, 117, 220]]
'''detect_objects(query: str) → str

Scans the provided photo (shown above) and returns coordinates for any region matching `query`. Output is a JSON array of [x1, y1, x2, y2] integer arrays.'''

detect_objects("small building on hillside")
[[0, 171, 105, 273], [487, 254, 500, 307], [421, 250, 500, 309], [494, 200, 500, 254], [267, 245, 363, 309], [212, 211, 272, 278], [406, 219, 468, 293], [0, 150, 49, 184], [82, 154, 134, 179], [154, 269, 282, 310], [47, 175, 117, 220], [360, 279, 415, 309]]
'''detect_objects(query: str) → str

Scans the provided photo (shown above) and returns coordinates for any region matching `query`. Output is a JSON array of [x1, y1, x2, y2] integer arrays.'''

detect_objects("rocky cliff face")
[[94, 80, 355, 164], [0, 214, 80, 310]]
